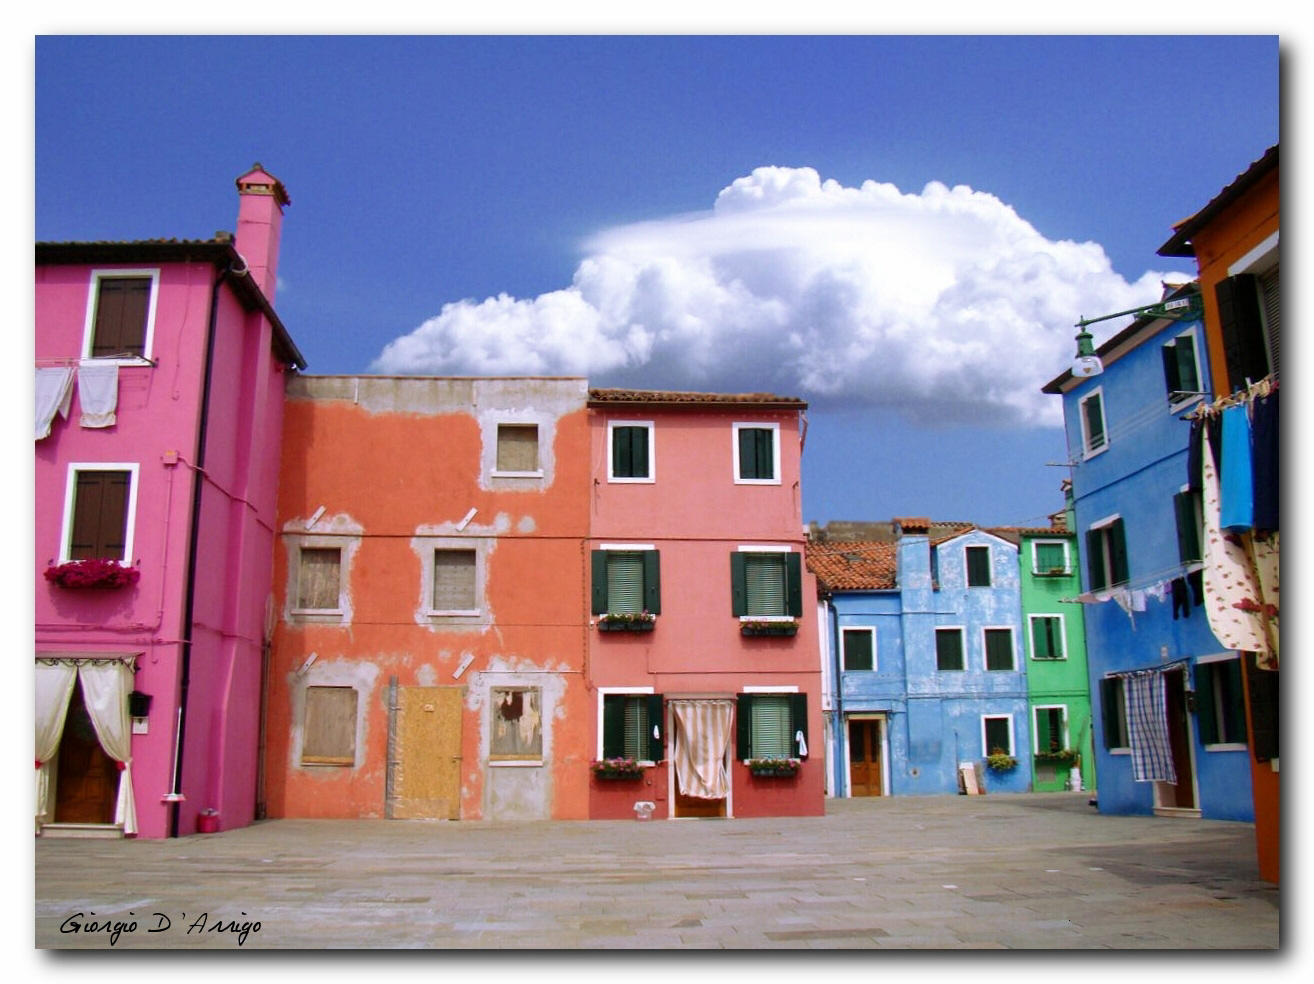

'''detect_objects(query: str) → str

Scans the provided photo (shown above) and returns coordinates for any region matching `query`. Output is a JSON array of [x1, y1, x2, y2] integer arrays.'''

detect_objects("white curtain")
[[34, 658, 137, 835], [35, 367, 75, 440], [77, 660, 138, 835], [34, 662, 78, 825], [671, 699, 734, 800]]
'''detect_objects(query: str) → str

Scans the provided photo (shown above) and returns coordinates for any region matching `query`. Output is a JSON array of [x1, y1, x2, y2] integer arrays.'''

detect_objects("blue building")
[[1042, 282, 1255, 822], [809, 519, 1031, 797]]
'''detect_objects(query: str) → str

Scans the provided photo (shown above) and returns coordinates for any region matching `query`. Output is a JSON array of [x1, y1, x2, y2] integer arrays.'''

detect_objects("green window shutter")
[[1162, 341, 1182, 398], [590, 550, 609, 615], [738, 427, 758, 479], [613, 426, 650, 479], [1034, 708, 1053, 753], [622, 698, 649, 761], [735, 694, 753, 759], [1175, 335, 1199, 395], [936, 629, 963, 671], [1217, 659, 1246, 745], [643, 550, 662, 615], [966, 546, 991, 586], [843, 630, 873, 671], [730, 552, 748, 616], [1245, 653, 1278, 762], [645, 695, 664, 761], [1035, 542, 1065, 572], [738, 427, 774, 480], [786, 552, 803, 617], [1100, 678, 1123, 749], [985, 629, 1013, 671], [1083, 393, 1105, 450], [790, 693, 808, 758], [631, 426, 649, 478], [601, 695, 626, 759], [757, 428, 774, 479], [1194, 663, 1219, 745], [607, 551, 645, 614], [1216, 274, 1269, 393], [1031, 618, 1056, 660], [1109, 518, 1130, 586], [1085, 528, 1105, 591], [752, 697, 792, 758], [1175, 491, 1202, 565]]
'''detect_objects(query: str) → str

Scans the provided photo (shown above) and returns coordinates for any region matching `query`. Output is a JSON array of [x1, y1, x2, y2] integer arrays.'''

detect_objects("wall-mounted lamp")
[[1070, 288, 1203, 381], [1071, 326, 1103, 378]]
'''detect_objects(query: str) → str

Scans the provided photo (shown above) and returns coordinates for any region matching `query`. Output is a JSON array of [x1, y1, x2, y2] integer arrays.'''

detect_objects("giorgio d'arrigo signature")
[[59, 910, 261, 946]]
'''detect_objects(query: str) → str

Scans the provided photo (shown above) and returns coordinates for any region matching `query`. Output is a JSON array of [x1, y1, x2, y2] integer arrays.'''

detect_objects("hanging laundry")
[[77, 362, 120, 428], [1171, 578, 1190, 620], [1187, 416, 1205, 493], [1201, 423, 1267, 654], [1219, 403, 1254, 532], [35, 367, 75, 440], [1251, 387, 1279, 533], [1125, 670, 1176, 784]]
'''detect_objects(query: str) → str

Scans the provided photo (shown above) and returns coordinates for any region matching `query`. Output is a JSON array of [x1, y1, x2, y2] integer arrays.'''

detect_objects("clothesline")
[[35, 354, 157, 367], [1185, 372, 1278, 420]]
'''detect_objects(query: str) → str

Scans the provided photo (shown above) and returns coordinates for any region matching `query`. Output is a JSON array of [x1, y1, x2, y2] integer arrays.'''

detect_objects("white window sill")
[[739, 615, 795, 623], [291, 608, 344, 617], [608, 476, 655, 484], [1203, 742, 1248, 752], [490, 470, 544, 479]]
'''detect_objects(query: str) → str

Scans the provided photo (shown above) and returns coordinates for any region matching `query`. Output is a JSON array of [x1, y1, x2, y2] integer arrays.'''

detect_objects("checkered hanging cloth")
[[1125, 670, 1176, 784]]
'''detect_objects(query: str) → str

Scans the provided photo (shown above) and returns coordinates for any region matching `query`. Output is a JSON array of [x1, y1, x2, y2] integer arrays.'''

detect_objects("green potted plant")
[[985, 748, 1018, 772], [740, 618, 799, 637], [597, 611, 656, 632]]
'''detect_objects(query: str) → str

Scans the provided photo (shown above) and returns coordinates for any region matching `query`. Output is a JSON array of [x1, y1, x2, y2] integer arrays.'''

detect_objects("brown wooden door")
[[392, 687, 463, 820], [848, 718, 883, 797], [1163, 669, 1196, 808], [54, 682, 118, 824]]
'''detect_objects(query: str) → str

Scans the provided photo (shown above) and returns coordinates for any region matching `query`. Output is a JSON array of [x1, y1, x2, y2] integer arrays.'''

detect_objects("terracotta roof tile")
[[588, 388, 807, 409], [806, 540, 898, 592]]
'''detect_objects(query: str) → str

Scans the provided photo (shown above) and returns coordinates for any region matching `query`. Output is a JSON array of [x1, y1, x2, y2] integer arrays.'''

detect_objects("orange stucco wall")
[[262, 376, 593, 821]]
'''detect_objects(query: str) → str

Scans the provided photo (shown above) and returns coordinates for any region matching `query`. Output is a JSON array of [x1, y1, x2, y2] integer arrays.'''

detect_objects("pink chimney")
[[234, 163, 290, 303]]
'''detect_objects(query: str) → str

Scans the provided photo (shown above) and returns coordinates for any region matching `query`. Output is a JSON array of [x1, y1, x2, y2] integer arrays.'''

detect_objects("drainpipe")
[[168, 257, 244, 837], [827, 593, 845, 798]]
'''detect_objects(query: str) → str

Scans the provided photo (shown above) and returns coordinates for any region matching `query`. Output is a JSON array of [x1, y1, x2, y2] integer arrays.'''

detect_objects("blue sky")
[[31, 29, 1281, 530]]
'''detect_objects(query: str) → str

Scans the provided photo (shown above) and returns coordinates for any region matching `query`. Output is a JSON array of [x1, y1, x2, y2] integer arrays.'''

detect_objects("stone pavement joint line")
[[35, 793, 1278, 949]]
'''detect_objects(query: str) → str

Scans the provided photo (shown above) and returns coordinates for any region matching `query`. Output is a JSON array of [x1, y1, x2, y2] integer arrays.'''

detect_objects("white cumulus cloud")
[[371, 166, 1182, 426]]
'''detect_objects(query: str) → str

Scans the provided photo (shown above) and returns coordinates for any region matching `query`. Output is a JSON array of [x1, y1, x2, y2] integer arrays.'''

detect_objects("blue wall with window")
[[1057, 300, 1254, 822]]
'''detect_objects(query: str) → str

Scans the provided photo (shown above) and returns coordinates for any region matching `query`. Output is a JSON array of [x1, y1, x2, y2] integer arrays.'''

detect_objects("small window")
[[67, 468, 132, 561], [733, 423, 780, 484], [1086, 518, 1129, 591], [984, 628, 1015, 671], [609, 422, 654, 482], [936, 628, 964, 671], [601, 693, 663, 762], [966, 545, 991, 587], [1100, 677, 1129, 750], [736, 692, 808, 760], [433, 548, 477, 612], [1029, 615, 1065, 661], [495, 424, 540, 474], [1033, 706, 1068, 755], [297, 547, 342, 611], [592, 549, 661, 615], [1079, 388, 1107, 457], [1174, 490, 1203, 566], [1162, 331, 1201, 405], [86, 273, 154, 360], [301, 686, 358, 766], [490, 687, 542, 761], [982, 715, 1014, 757], [1033, 540, 1069, 575], [842, 628, 875, 671], [731, 550, 803, 618], [1195, 659, 1247, 746]]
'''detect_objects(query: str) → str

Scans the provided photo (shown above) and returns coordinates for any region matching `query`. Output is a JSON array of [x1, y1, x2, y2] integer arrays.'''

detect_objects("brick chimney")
[[234, 163, 290, 304]]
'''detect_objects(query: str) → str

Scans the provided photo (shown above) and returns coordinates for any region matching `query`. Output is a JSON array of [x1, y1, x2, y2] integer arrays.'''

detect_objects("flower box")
[[598, 613, 656, 632], [985, 750, 1018, 772], [746, 757, 801, 778], [44, 558, 140, 589], [591, 758, 644, 780], [740, 620, 799, 637]]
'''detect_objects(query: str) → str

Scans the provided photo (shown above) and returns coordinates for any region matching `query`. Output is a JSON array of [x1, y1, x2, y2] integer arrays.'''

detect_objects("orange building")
[[261, 376, 594, 821], [584, 390, 825, 819], [1158, 144, 1279, 882]]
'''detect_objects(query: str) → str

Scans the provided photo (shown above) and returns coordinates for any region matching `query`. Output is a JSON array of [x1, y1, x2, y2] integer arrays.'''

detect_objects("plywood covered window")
[[433, 548, 477, 612], [495, 424, 540, 473], [297, 547, 342, 611], [301, 686, 358, 766]]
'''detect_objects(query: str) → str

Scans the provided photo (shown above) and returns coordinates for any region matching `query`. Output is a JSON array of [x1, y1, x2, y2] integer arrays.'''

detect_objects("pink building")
[[585, 390, 825, 819], [35, 165, 305, 839]]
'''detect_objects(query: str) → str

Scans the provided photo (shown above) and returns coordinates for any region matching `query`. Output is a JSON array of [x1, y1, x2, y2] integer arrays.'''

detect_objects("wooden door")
[[54, 682, 118, 824], [392, 687, 463, 820], [1162, 669, 1196, 809], [848, 718, 883, 797]]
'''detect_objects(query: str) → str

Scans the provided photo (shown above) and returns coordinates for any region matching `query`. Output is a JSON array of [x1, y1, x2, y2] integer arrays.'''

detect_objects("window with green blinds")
[[606, 552, 645, 614], [744, 553, 787, 615], [592, 550, 661, 615]]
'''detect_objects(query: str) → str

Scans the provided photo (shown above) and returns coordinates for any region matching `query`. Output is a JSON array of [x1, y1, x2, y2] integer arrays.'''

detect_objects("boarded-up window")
[[301, 686, 358, 766], [91, 276, 151, 359], [433, 549, 477, 611], [69, 469, 131, 561], [297, 547, 341, 610], [490, 687, 542, 760], [496, 424, 539, 473]]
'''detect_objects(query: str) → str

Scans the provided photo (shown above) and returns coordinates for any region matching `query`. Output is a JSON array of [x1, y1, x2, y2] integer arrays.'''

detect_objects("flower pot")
[[598, 620, 655, 632], [750, 768, 798, 778], [740, 623, 798, 637], [595, 770, 644, 780]]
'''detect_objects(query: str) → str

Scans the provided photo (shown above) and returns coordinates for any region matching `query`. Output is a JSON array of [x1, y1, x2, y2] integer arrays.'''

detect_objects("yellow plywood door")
[[393, 687, 463, 820]]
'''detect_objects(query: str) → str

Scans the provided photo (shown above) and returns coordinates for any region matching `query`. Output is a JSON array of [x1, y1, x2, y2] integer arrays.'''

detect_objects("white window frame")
[[841, 626, 877, 672], [1031, 539, 1071, 576], [59, 462, 140, 564], [1032, 704, 1069, 755], [732, 421, 781, 485], [981, 714, 1015, 757], [606, 420, 656, 484], [1163, 325, 1205, 410], [735, 544, 797, 622], [982, 626, 1016, 672], [1195, 652, 1249, 752], [596, 686, 657, 764], [81, 268, 161, 364], [1078, 386, 1108, 459], [1027, 613, 1068, 661]]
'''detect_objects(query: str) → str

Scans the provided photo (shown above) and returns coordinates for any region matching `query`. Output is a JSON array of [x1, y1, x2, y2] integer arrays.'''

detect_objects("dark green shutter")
[[590, 550, 609, 615], [1083, 393, 1105, 450], [645, 695, 664, 760], [1194, 664, 1219, 745], [735, 694, 753, 759], [643, 550, 661, 615], [738, 427, 757, 479], [786, 552, 803, 617], [1162, 342, 1182, 398], [1216, 274, 1269, 393], [1221, 659, 1246, 745], [790, 693, 808, 758], [1086, 529, 1106, 591], [612, 426, 630, 477], [601, 695, 625, 759], [1244, 653, 1278, 762], [1100, 678, 1122, 749], [1175, 491, 1202, 565], [1109, 518, 1129, 586], [1035, 708, 1053, 753], [730, 552, 748, 616], [631, 426, 649, 478], [1175, 334, 1199, 395]]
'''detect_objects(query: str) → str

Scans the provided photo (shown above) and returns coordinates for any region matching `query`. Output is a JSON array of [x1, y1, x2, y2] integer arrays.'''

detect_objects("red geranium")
[[44, 558, 141, 589]]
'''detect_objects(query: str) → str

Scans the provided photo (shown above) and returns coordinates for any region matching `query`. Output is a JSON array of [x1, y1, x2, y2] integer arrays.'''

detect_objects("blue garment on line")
[[1219, 403, 1254, 532]]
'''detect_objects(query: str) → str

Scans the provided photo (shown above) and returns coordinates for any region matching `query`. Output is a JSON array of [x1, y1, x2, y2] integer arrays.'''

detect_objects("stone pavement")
[[35, 793, 1279, 949]]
